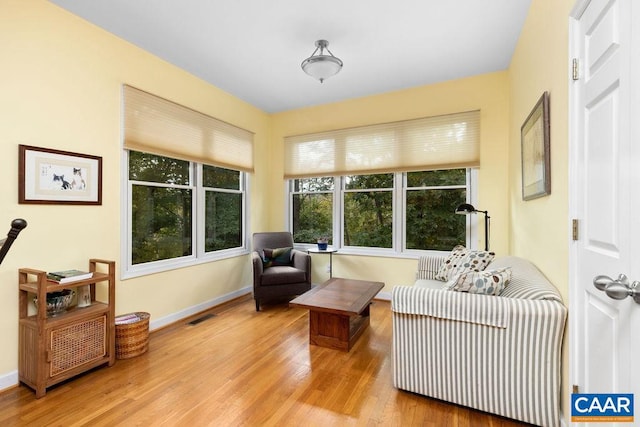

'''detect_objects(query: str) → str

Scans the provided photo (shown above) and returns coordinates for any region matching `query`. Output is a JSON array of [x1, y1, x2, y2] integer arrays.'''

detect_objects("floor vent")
[[187, 313, 216, 325]]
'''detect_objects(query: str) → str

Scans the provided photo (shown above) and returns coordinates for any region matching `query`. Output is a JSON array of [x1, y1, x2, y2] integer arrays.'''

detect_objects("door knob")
[[593, 274, 628, 290], [593, 274, 640, 304]]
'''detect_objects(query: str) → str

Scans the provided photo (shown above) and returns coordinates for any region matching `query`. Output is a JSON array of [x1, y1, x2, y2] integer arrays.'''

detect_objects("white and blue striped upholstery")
[[392, 256, 567, 427]]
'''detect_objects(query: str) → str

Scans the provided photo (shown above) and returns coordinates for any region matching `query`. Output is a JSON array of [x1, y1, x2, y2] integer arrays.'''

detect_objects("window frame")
[[341, 173, 395, 252], [197, 163, 249, 256], [122, 150, 250, 279], [286, 169, 478, 258]]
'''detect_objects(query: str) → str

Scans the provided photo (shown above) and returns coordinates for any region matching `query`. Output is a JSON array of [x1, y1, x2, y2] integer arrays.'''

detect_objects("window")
[[284, 110, 479, 254], [291, 177, 333, 243], [405, 169, 467, 251], [125, 151, 247, 276], [122, 85, 253, 278], [288, 168, 471, 253], [129, 151, 193, 265], [203, 165, 243, 252], [343, 174, 394, 248]]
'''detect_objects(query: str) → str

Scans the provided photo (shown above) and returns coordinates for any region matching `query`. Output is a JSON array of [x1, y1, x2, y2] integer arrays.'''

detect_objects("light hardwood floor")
[[0, 295, 529, 426]]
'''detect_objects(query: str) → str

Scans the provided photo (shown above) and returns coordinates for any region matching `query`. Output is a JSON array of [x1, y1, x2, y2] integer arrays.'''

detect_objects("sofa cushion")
[[446, 267, 512, 295], [434, 245, 495, 282], [260, 265, 306, 285], [261, 247, 293, 268]]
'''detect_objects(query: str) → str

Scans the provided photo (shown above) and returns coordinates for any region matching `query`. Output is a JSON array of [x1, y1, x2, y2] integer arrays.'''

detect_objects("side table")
[[307, 247, 338, 278]]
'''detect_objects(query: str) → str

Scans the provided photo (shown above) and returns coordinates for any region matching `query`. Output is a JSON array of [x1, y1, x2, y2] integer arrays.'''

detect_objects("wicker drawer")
[[49, 315, 107, 377]]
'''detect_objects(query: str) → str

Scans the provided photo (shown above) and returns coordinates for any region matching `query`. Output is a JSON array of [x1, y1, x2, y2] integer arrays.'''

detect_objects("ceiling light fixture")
[[301, 39, 343, 83]]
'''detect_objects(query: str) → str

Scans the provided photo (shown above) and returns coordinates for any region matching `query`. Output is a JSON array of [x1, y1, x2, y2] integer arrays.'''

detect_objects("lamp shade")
[[301, 40, 343, 83], [301, 56, 342, 82], [455, 203, 477, 214]]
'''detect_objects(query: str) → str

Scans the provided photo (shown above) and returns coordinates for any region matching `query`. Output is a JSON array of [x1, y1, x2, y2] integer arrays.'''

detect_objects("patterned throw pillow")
[[434, 245, 496, 282], [262, 247, 293, 268], [446, 267, 512, 295]]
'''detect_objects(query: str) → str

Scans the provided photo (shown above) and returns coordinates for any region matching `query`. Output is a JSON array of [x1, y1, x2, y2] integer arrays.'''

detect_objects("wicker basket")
[[115, 312, 150, 359]]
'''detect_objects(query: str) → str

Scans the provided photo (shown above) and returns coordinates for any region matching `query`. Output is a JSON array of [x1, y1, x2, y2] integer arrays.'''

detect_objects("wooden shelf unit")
[[18, 259, 116, 398]]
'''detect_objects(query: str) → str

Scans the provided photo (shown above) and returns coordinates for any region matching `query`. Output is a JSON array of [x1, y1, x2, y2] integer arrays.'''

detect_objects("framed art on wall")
[[521, 91, 550, 201], [18, 145, 102, 205]]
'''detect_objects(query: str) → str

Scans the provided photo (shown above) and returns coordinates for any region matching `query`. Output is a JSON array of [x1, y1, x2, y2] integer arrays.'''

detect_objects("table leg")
[[329, 251, 333, 278]]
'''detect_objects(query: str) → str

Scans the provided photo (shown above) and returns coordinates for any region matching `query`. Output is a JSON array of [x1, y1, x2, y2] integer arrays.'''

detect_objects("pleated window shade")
[[123, 85, 254, 172], [284, 110, 480, 178]]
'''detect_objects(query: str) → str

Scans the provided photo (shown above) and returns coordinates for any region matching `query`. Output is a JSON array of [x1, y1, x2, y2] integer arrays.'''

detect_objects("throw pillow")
[[446, 267, 512, 295], [434, 245, 496, 282], [262, 247, 293, 268]]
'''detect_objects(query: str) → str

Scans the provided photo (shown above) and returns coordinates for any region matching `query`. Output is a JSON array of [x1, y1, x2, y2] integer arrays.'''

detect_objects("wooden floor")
[[0, 295, 530, 426]]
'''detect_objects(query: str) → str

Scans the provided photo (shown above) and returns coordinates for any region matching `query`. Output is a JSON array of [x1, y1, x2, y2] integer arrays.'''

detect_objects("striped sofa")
[[392, 255, 567, 427]]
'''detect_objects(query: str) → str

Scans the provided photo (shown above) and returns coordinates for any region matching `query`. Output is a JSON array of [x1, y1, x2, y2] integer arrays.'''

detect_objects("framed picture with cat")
[[18, 145, 102, 205]]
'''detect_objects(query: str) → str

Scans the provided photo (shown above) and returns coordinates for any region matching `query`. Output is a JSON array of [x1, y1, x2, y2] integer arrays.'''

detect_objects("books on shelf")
[[47, 269, 93, 284]]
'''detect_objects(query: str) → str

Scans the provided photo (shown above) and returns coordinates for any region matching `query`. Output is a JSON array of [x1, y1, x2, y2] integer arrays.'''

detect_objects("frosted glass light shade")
[[301, 56, 343, 82], [301, 40, 343, 83]]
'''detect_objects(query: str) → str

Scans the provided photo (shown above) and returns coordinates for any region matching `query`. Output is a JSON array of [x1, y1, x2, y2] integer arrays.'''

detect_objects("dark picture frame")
[[18, 145, 102, 205], [521, 91, 550, 201]]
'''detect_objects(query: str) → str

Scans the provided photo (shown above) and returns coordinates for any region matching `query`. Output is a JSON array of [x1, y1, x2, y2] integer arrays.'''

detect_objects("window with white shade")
[[122, 86, 252, 277], [286, 111, 478, 254]]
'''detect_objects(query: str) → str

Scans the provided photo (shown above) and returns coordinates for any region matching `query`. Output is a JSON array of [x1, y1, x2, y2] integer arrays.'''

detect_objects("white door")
[[571, 0, 640, 422]]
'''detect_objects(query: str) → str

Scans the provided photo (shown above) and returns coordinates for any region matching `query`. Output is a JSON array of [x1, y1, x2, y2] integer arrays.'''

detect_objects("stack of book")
[[47, 269, 93, 284]]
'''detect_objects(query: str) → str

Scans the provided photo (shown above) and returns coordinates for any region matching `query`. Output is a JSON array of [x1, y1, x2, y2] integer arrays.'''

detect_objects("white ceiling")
[[49, 0, 532, 113]]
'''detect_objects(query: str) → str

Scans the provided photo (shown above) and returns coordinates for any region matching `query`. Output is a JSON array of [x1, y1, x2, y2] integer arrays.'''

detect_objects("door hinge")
[[572, 219, 579, 241], [573, 384, 580, 394], [572, 58, 580, 81]]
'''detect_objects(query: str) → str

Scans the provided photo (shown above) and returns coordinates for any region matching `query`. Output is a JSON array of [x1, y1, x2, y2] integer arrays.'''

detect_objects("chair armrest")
[[251, 251, 264, 288], [291, 249, 311, 274], [416, 254, 447, 280], [251, 251, 264, 272]]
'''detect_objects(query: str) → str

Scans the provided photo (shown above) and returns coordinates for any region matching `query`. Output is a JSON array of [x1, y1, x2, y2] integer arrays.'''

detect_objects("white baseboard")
[[0, 285, 253, 394], [376, 291, 391, 301], [149, 286, 252, 331], [0, 370, 18, 394]]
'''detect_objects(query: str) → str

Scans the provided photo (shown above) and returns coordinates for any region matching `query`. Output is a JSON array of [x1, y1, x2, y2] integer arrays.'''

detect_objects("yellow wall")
[[507, 0, 574, 423], [0, 0, 270, 376], [271, 72, 511, 288]]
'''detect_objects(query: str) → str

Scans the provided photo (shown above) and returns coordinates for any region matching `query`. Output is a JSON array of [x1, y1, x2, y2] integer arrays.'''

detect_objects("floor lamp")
[[455, 203, 490, 251]]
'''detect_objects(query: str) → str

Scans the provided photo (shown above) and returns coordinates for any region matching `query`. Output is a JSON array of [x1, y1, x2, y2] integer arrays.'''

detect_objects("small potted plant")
[[317, 237, 329, 250]]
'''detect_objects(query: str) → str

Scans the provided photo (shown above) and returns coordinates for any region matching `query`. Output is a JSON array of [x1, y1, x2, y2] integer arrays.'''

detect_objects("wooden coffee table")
[[290, 277, 384, 351]]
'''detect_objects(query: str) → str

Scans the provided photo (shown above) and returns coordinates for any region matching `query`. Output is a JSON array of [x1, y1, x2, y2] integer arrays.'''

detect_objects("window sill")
[[121, 247, 250, 280], [294, 245, 449, 260]]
